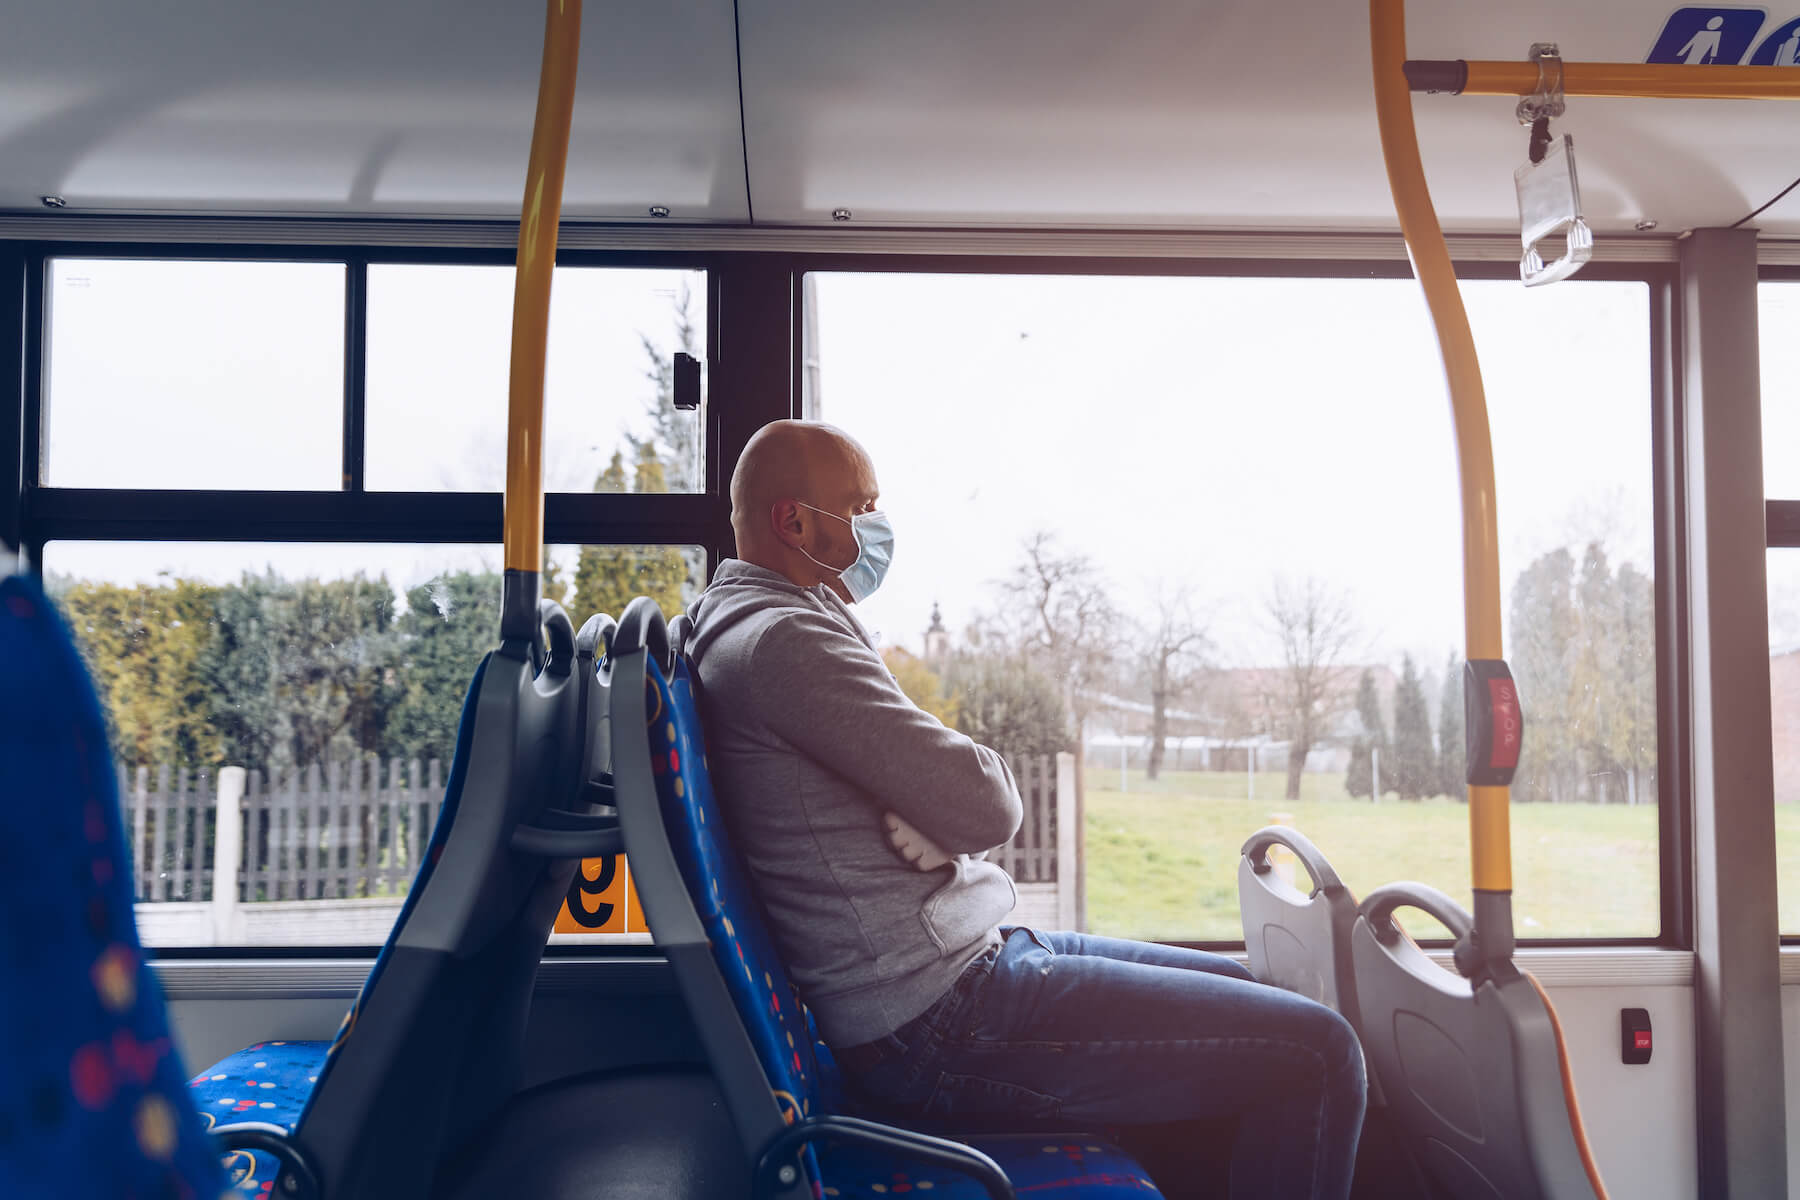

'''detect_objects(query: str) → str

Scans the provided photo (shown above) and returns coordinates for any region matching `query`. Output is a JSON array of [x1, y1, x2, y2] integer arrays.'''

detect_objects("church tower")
[[924, 602, 949, 663]]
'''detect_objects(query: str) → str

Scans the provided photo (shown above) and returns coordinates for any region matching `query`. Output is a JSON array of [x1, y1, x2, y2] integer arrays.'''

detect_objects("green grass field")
[[1082, 769, 1800, 942]]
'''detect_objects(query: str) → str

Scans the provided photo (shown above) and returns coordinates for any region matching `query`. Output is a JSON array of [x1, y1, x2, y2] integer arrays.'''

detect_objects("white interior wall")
[[162, 965, 1707, 1198], [1548, 982, 1698, 1200]]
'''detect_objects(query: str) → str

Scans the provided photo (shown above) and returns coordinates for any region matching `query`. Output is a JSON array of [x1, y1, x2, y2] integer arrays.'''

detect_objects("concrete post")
[[1055, 752, 1078, 930], [210, 766, 246, 946]]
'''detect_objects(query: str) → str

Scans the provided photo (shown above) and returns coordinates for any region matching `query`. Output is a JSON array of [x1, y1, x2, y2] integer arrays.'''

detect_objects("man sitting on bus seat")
[[683, 419, 1366, 1200]]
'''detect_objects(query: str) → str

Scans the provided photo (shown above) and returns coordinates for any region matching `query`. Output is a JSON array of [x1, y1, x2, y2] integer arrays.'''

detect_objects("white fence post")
[[211, 766, 246, 945], [1055, 751, 1078, 930]]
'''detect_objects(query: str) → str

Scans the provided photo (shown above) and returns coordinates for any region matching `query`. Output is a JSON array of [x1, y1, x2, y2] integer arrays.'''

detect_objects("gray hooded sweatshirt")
[[685, 559, 1021, 1047]]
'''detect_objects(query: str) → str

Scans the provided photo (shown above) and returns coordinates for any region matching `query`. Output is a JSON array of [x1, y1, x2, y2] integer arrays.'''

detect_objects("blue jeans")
[[840, 927, 1367, 1200]]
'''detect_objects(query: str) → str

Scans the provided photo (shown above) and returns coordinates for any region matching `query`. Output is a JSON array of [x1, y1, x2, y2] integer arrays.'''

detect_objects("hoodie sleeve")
[[748, 609, 1023, 854]]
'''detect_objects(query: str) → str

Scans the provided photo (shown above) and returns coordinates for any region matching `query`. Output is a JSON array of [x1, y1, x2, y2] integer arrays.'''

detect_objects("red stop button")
[[1622, 1008, 1653, 1064], [1488, 678, 1522, 770]]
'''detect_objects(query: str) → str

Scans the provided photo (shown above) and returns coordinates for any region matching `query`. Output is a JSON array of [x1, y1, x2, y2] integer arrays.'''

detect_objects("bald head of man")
[[730, 420, 880, 604]]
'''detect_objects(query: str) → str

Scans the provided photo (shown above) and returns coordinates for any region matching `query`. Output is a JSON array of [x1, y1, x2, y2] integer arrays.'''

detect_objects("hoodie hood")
[[686, 558, 873, 664]]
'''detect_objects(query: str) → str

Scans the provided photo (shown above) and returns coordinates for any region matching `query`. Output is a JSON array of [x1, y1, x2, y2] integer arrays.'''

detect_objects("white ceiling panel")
[[738, 0, 1800, 234], [5, 0, 1799, 234], [0, 0, 748, 221]]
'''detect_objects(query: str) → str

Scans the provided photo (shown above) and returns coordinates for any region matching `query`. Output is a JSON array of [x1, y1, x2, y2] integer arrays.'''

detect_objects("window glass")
[[45, 259, 346, 489], [810, 273, 1656, 941], [43, 540, 703, 947], [1772, 550, 1800, 933], [365, 265, 706, 493], [1760, 282, 1800, 499]]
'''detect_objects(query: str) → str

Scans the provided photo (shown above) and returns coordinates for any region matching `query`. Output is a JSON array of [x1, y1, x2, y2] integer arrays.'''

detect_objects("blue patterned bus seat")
[[643, 654, 1163, 1198], [185, 652, 491, 1194], [0, 574, 232, 1199]]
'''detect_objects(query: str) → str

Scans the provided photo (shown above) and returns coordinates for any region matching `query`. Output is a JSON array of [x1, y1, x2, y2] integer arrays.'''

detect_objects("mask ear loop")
[[792, 501, 859, 580]]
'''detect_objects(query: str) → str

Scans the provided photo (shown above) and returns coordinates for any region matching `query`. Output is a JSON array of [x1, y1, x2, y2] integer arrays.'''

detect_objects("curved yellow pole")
[[1370, 0, 1511, 894], [504, 0, 583, 575]]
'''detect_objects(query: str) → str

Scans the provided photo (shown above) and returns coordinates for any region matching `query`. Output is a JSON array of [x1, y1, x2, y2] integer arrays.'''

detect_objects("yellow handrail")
[[1412, 59, 1800, 101], [1370, 0, 1512, 895], [504, 0, 583, 575]]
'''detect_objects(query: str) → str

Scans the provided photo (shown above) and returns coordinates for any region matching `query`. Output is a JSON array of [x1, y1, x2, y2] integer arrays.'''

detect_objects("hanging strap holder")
[[1516, 42, 1567, 126], [1513, 42, 1592, 287]]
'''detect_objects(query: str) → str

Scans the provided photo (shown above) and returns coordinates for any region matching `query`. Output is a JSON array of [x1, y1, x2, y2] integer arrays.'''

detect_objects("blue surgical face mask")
[[796, 501, 894, 603]]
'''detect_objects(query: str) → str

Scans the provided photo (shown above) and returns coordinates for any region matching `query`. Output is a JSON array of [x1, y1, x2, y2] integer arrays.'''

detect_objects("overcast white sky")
[[35, 259, 1800, 661], [819, 271, 1655, 668]]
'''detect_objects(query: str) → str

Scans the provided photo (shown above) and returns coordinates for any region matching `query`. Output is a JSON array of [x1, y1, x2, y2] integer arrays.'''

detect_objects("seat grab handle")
[[1357, 881, 1475, 945], [1241, 825, 1346, 895]]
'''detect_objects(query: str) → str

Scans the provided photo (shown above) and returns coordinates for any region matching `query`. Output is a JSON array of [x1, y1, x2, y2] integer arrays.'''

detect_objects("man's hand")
[[884, 811, 953, 872]]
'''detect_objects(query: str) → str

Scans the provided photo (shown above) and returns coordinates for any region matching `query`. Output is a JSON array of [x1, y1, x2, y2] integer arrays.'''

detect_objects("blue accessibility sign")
[[1645, 7, 1767, 64], [1748, 16, 1800, 63]]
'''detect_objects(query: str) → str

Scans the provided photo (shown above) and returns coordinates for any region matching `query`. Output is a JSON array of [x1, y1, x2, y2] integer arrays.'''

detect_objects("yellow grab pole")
[[1416, 59, 1800, 102], [1370, 0, 1512, 895], [504, 0, 582, 577]]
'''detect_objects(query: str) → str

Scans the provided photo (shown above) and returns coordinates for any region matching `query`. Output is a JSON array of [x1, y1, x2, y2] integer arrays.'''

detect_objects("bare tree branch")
[[1259, 575, 1359, 801], [1138, 583, 1212, 779]]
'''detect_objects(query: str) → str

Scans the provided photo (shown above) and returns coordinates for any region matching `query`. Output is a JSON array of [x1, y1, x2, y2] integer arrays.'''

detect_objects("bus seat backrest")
[[285, 639, 583, 1199], [0, 574, 229, 1198], [644, 654, 846, 1122], [300, 652, 491, 1105]]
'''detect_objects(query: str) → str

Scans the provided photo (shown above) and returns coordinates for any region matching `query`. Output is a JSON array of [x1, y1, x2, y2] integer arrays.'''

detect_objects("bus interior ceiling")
[[0, 0, 1791, 233], [4, 2, 1799, 1199]]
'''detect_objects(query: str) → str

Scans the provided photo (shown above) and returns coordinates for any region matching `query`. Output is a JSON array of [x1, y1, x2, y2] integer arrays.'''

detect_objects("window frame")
[[5, 238, 773, 959], [794, 255, 1688, 952], [19, 242, 733, 559], [1, 234, 1686, 953], [1755, 267, 1800, 944]]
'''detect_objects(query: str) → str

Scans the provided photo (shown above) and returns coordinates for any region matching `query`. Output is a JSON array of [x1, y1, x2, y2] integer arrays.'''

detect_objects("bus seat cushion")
[[0, 575, 231, 1198], [188, 1040, 330, 1134], [818, 1134, 1164, 1197], [647, 658, 834, 1121]]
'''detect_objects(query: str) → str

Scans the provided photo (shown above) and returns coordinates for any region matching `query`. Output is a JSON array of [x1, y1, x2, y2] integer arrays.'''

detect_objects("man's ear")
[[769, 499, 805, 550]]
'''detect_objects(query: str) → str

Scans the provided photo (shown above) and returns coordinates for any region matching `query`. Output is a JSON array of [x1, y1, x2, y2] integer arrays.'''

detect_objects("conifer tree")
[[1438, 652, 1467, 801], [570, 447, 692, 623], [1391, 654, 1434, 800], [385, 570, 503, 764], [1343, 669, 1387, 799], [57, 578, 221, 765], [626, 281, 703, 493], [1509, 547, 1580, 802]]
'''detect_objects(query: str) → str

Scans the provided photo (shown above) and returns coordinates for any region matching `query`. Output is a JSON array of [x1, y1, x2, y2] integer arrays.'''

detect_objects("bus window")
[[1759, 282, 1800, 501], [1771, 550, 1800, 933], [41, 539, 703, 948], [365, 265, 707, 493], [807, 271, 1657, 941], [45, 259, 346, 490]]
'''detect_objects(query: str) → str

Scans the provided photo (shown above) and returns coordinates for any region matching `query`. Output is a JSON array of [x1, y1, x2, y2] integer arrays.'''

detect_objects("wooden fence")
[[119, 758, 446, 903], [989, 752, 1070, 883], [120, 748, 1079, 939]]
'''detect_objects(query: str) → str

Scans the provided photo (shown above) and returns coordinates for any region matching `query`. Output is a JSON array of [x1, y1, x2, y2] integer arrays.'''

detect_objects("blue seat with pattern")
[[609, 598, 1164, 1199], [184, 600, 612, 1200], [184, 647, 498, 1196], [1, 571, 235, 1199], [3, 565, 613, 1199]]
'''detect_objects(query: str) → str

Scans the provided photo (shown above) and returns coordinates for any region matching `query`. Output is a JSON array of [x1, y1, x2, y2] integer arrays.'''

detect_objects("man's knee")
[[1312, 1005, 1366, 1093], [1275, 998, 1365, 1089]]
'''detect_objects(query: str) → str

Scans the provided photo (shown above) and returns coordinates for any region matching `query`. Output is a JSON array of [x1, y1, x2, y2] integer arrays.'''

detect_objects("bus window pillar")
[[1679, 226, 1785, 1197]]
